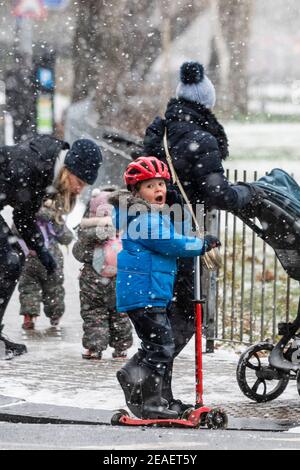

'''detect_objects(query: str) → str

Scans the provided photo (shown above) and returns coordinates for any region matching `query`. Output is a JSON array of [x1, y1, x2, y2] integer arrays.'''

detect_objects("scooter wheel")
[[236, 342, 290, 402], [206, 408, 228, 430], [111, 409, 129, 425]]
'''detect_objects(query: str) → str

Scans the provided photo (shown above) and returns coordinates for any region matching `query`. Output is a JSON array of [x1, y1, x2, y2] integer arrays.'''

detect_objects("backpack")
[[93, 236, 122, 278]]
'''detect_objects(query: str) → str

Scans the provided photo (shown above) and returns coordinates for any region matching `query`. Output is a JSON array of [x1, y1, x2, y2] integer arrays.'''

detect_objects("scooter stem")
[[194, 256, 204, 406]]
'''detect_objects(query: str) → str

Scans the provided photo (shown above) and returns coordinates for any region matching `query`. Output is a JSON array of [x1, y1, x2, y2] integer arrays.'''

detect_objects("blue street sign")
[[42, 0, 69, 9], [37, 67, 54, 90]]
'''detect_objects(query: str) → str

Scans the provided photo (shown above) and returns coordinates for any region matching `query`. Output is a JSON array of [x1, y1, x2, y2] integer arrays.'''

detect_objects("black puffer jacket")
[[144, 98, 250, 211], [0, 135, 69, 250]]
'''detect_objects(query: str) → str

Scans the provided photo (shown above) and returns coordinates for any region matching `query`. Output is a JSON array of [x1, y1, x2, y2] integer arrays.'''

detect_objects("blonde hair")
[[51, 167, 77, 224]]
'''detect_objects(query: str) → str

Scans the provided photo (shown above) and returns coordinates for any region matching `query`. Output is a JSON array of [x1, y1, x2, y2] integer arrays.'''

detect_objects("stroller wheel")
[[236, 342, 290, 402]]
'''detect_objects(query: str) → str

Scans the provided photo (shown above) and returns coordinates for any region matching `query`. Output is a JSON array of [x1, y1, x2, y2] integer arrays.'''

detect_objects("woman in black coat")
[[140, 62, 260, 413], [0, 135, 102, 358]]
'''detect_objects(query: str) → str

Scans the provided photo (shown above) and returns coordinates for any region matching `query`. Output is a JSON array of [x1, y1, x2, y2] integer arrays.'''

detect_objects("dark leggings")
[[0, 216, 25, 327]]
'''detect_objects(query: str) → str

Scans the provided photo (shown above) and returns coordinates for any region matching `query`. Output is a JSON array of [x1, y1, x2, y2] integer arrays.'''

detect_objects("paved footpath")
[[0, 239, 300, 432]]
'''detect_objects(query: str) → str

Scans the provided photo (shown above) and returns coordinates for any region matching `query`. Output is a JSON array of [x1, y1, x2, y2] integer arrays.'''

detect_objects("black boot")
[[117, 358, 175, 419], [139, 368, 178, 420], [117, 351, 169, 402], [162, 362, 193, 415], [117, 351, 144, 404], [0, 325, 27, 358], [168, 399, 194, 415], [117, 351, 147, 418]]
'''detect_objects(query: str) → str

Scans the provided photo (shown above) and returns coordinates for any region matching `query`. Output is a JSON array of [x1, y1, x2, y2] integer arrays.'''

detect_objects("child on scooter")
[[109, 156, 220, 420]]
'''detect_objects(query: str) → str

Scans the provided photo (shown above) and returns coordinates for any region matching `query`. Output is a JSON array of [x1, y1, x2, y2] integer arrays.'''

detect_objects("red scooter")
[[111, 257, 228, 430]]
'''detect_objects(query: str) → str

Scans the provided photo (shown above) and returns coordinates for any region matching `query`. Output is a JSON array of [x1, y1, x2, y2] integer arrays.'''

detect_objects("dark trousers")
[[159, 258, 196, 402], [128, 307, 175, 377], [170, 257, 195, 357], [0, 216, 25, 327]]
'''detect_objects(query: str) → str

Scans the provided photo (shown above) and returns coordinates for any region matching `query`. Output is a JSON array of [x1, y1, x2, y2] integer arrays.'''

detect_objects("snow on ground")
[[286, 427, 300, 433], [1, 242, 300, 412], [0, 236, 270, 410]]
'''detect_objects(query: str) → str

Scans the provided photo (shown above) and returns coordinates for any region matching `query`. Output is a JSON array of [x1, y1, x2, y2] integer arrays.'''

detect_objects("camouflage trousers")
[[18, 245, 65, 320], [79, 265, 133, 353]]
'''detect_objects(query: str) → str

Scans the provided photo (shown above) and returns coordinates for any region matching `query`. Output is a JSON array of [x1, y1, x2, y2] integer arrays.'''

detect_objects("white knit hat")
[[176, 61, 216, 109]]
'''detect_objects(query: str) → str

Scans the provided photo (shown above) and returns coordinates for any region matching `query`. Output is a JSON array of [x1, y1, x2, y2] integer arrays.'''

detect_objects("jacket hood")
[[108, 189, 154, 212], [165, 98, 229, 160], [143, 98, 229, 161], [109, 189, 167, 232], [89, 186, 117, 217]]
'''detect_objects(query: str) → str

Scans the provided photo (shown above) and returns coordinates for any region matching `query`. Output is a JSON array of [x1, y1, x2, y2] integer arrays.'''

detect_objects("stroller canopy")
[[255, 168, 300, 220], [239, 168, 300, 281]]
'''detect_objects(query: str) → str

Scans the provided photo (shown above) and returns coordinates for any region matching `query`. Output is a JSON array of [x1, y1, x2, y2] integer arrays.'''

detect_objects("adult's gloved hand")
[[166, 186, 185, 207], [36, 246, 57, 274], [235, 182, 268, 218], [202, 234, 221, 254], [241, 182, 268, 201]]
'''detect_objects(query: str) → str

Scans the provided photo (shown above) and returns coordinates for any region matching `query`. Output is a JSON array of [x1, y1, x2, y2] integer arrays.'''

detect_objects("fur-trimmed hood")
[[108, 189, 171, 233], [108, 189, 165, 213]]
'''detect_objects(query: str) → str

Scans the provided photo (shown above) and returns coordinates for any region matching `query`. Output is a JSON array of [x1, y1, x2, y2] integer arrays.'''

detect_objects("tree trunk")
[[72, 0, 101, 103], [209, 0, 253, 117], [71, 0, 204, 134]]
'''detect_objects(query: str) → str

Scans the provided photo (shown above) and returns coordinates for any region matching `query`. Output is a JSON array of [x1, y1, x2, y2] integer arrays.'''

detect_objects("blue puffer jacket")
[[109, 190, 204, 312]]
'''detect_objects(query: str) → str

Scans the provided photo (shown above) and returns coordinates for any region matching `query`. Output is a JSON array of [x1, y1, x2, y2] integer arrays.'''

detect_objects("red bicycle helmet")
[[124, 156, 170, 186]]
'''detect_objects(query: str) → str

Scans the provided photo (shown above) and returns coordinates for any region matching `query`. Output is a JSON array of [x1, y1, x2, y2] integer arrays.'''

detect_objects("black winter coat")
[[0, 135, 69, 251], [144, 98, 249, 211]]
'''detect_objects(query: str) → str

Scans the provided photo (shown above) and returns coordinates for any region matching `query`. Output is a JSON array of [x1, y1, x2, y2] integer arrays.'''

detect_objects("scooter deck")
[[113, 406, 212, 428]]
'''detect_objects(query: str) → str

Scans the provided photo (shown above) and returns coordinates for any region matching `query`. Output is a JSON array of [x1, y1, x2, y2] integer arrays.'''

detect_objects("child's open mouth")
[[155, 195, 164, 203]]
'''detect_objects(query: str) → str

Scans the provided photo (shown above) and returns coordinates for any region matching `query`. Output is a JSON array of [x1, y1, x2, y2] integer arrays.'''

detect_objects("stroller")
[[236, 168, 300, 402]]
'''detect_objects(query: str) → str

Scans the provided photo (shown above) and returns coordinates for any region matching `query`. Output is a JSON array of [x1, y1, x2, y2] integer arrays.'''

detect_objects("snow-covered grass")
[[225, 122, 300, 162]]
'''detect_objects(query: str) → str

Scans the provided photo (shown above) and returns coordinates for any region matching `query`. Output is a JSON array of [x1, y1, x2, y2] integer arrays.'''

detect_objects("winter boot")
[[168, 399, 194, 415], [116, 350, 145, 402], [22, 314, 37, 330], [112, 349, 128, 359], [0, 325, 27, 358], [139, 368, 179, 420], [50, 315, 61, 327], [116, 351, 144, 416], [82, 350, 102, 360], [117, 352, 169, 418], [162, 362, 193, 415]]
